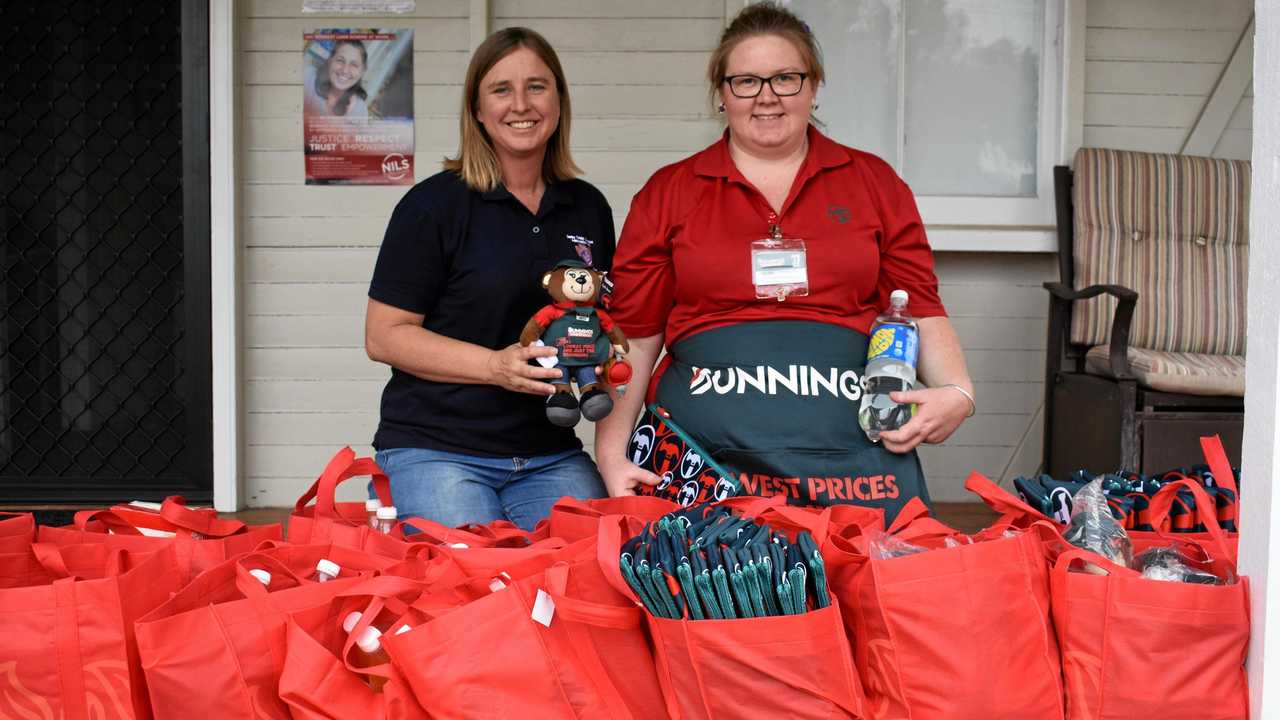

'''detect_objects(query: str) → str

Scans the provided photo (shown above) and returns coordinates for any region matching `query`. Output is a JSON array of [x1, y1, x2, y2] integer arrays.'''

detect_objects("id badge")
[[751, 238, 809, 301]]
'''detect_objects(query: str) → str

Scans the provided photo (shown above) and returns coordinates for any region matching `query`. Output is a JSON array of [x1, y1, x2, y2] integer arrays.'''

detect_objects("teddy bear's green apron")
[[631, 321, 929, 523], [542, 306, 611, 366]]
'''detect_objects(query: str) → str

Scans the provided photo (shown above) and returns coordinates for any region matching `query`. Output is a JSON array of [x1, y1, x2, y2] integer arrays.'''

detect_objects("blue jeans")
[[372, 447, 606, 531], [557, 363, 598, 387]]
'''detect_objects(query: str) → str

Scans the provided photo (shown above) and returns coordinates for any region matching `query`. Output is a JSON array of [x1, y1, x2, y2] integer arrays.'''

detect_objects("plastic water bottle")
[[365, 498, 382, 530], [315, 558, 340, 583], [858, 289, 919, 442], [375, 505, 398, 534]]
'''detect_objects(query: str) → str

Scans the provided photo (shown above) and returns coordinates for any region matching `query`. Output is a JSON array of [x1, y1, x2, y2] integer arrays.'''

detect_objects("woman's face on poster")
[[474, 46, 561, 164], [328, 44, 365, 92]]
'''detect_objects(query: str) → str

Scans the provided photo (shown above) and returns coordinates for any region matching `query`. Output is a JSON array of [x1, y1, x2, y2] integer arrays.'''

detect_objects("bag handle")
[[157, 496, 247, 537], [1052, 547, 1140, 579], [964, 471, 1051, 525], [888, 496, 935, 534], [73, 509, 145, 535], [1144, 478, 1236, 567], [395, 517, 491, 546], [1200, 434, 1239, 496], [234, 552, 308, 598], [293, 447, 392, 519], [751, 504, 833, 546], [30, 543, 131, 579], [596, 515, 649, 604]]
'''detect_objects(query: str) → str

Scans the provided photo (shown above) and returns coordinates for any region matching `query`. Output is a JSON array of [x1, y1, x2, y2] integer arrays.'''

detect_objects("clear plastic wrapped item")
[[870, 532, 929, 560], [1063, 478, 1132, 569], [1134, 545, 1228, 585]]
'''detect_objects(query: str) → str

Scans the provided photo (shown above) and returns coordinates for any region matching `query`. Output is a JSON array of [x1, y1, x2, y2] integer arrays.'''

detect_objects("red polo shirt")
[[609, 126, 946, 345]]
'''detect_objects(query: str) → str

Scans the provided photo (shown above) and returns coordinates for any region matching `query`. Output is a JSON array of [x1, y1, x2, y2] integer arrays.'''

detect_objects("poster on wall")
[[303, 0, 415, 13], [303, 29, 414, 185]]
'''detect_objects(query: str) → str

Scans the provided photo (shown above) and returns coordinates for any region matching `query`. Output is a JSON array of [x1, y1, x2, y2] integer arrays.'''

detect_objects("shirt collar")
[[481, 179, 575, 209], [692, 124, 851, 179]]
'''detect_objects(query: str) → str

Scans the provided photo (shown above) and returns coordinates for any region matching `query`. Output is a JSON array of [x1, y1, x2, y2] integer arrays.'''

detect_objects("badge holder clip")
[[751, 228, 808, 302]]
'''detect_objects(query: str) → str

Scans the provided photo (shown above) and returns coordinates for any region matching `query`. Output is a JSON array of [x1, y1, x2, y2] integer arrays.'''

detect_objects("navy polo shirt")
[[369, 169, 616, 457]]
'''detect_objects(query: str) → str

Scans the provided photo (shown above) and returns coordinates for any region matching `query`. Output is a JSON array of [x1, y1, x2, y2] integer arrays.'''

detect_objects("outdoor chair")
[[1042, 148, 1247, 477]]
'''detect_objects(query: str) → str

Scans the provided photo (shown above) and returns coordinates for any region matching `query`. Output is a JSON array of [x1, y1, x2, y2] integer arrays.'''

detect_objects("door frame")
[[209, 0, 241, 511]]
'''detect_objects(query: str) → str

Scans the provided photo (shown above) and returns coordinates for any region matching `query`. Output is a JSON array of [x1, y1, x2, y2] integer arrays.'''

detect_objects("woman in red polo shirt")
[[595, 2, 976, 521]]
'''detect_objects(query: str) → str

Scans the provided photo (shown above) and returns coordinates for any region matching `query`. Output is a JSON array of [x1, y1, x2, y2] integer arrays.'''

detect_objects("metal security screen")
[[0, 0, 211, 503]]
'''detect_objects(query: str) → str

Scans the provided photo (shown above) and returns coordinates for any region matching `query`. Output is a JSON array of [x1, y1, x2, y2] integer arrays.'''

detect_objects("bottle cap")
[[376, 506, 398, 520], [395, 624, 411, 635], [365, 498, 382, 512], [342, 611, 363, 633], [355, 626, 383, 653], [890, 289, 909, 304], [316, 559, 340, 578], [248, 569, 271, 586]]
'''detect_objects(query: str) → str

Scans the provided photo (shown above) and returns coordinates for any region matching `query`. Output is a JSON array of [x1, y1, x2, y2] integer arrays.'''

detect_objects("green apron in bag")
[[632, 321, 930, 523]]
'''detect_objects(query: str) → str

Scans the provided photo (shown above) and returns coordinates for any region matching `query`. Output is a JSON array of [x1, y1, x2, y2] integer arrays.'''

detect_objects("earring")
[[717, 103, 725, 113], [812, 102, 820, 111]]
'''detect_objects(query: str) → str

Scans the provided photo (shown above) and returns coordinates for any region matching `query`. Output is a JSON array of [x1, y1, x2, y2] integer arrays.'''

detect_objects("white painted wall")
[[235, 0, 1255, 506], [1083, 0, 1254, 160]]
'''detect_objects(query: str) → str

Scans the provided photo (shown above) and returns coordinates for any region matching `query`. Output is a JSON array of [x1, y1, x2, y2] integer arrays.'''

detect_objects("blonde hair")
[[707, 2, 825, 109], [444, 27, 580, 191]]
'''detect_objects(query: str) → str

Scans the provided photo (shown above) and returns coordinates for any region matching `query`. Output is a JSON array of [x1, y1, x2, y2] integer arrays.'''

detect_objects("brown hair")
[[444, 27, 580, 191], [707, 2, 825, 108]]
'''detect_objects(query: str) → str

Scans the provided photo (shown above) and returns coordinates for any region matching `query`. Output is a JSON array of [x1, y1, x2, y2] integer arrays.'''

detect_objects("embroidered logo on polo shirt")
[[567, 234, 593, 265], [827, 205, 852, 224]]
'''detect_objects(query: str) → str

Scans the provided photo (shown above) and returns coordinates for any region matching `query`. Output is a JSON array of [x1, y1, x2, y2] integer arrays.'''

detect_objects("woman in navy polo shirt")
[[596, 3, 977, 522], [364, 27, 609, 531]]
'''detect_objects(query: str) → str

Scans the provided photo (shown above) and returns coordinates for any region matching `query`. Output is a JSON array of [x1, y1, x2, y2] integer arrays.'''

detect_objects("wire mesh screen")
[[0, 1, 210, 502]]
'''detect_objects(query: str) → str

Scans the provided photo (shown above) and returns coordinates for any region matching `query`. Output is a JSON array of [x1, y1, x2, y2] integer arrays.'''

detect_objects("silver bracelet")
[[941, 383, 977, 418]]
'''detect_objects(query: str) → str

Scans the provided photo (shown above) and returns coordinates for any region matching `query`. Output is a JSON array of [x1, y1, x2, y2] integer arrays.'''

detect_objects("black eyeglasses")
[[723, 72, 808, 98]]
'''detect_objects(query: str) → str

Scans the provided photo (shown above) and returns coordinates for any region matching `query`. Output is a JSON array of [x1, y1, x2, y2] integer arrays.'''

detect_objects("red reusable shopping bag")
[[290, 448, 541, 557], [135, 544, 397, 720], [0, 542, 186, 720], [0, 511, 35, 553], [542, 495, 679, 541], [386, 541, 667, 719], [38, 495, 283, 574], [289, 446, 393, 548], [279, 576, 434, 720], [596, 515, 865, 720], [822, 499, 1064, 720], [1051, 477, 1249, 720]]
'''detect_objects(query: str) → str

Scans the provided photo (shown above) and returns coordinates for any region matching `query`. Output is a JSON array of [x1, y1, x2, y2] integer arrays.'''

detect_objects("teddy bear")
[[519, 259, 630, 427]]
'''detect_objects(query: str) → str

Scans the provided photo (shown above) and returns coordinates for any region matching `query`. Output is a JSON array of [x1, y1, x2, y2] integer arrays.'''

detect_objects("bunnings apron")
[[629, 321, 929, 523]]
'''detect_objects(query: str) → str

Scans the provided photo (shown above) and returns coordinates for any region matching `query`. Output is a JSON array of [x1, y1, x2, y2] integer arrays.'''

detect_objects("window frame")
[[751, 0, 1084, 244]]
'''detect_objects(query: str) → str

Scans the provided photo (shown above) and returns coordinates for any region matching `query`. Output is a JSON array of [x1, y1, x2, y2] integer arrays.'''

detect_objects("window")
[[783, 0, 1066, 226]]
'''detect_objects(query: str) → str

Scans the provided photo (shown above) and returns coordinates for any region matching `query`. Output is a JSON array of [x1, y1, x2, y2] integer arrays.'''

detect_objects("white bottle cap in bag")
[[376, 506, 398, 521], [249, 569, 271, 586], [365, 498, 382, 512], [356, 626, 383, 653], [316, 559, 340, 578], [342, 611, 363, 633]]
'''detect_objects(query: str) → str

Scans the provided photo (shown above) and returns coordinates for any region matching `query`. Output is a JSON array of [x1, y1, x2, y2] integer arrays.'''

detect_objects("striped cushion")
[[1085, 345, 1245, 397], [1070, 148, 1250, 355]]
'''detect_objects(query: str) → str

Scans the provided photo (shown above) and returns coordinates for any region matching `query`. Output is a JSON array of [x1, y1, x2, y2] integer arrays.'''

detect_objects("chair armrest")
[[1043, 282, 1139, 379]]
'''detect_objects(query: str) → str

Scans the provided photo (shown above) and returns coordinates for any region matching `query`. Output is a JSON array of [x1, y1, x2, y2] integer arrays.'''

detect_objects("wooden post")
[[1243, 1, 1279, 716]]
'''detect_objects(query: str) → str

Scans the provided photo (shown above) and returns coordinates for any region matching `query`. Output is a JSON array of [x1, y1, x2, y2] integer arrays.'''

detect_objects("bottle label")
[[867, 325, 918, 367]]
